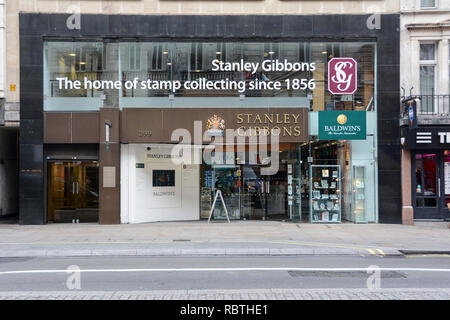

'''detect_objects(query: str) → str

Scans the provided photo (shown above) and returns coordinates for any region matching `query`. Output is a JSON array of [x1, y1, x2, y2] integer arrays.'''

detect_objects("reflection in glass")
[[44, 41, 376, 111], [415, 153, 437, 208]]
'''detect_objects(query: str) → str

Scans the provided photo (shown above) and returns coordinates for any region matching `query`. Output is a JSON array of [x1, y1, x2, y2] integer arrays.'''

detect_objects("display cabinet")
[[352, 166, 367, 223], [310, 165, 341, 223]]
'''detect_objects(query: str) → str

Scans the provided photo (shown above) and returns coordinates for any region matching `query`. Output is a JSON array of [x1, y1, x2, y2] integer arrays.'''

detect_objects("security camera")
[[147, 147, 151, 151]]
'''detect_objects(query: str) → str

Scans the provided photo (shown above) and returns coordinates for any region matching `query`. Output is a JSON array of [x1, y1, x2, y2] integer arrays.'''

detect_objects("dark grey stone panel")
[[20, 94, 44, 120], [19, 13, 49, 36], [20, 36, 43, 66], [377, 92, 401, 120], [20, 66, 43, 95], [312, 15, 342, 36], [20, 119, 43, 144], [378, 119, 400, 143], [19, 172, 44, 200], [80, 14, 109, 36], [378, 66, 400, 93], [136, 15, 169, 37], [19, 144, 44, 171], [224, 16, 256, 38], [378, 144, 401, 171], [378, 197, 402, 224], [19, 197, 44, 225], [281, 15, 313, 37], [254, 16, 283, 38], [378, 170, 402, 200]]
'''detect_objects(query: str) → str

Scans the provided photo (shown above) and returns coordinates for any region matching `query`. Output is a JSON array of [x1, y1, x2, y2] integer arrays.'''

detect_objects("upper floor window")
[[420, 0, 437, 9], [420, 43, 436, 62], [129, 43, 141, 71], [419, 43, 437, 111]]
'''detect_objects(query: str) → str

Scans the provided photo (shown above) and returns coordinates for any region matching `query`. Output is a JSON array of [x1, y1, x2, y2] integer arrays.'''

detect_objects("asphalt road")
[[0, 255, 449, 292]]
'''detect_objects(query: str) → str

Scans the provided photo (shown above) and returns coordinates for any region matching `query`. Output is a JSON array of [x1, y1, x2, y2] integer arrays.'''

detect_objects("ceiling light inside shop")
[[321, 51, 327, 54], [163, 51, 169, 55], [216, 51, 221, 55], [69, 53, 76, 56], [79, 62, 86, 65], [167, 62, 172, 65], [269, 51, 275, 55]]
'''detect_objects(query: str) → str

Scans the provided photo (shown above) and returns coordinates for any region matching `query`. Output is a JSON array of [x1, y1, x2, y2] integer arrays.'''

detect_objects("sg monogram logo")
[[328, 58, 358, 95]]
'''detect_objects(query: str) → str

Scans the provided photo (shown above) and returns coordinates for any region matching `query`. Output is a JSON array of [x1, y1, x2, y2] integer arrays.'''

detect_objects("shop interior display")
[[310, 165, 341, 223]]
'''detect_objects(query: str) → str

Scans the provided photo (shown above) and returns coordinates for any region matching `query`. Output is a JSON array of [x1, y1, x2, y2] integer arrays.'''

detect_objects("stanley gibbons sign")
[[121, 108, 309, 143]]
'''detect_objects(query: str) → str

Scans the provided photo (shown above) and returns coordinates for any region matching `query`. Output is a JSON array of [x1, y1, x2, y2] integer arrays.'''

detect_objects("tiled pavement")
[[0, 288, 449, 300], [1, 221, 449, 258]]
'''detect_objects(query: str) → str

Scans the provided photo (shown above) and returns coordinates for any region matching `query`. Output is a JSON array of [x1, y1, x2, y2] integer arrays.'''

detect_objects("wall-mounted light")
[[105, 120, 112, 152]]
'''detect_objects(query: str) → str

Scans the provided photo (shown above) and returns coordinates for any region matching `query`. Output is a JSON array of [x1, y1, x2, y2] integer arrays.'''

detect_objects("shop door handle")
[[72, 183, 75, 194], [76, 182, 79, 195], [438, 178, 441, 198]]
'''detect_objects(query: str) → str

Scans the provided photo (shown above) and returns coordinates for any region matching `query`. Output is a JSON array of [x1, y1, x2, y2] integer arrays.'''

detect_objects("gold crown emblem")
[[207, 115, 225, 131], [337, 114, 347, 125]]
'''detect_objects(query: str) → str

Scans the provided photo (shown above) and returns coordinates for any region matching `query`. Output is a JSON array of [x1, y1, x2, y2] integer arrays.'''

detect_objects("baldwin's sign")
[[318, 111, 366, 140]]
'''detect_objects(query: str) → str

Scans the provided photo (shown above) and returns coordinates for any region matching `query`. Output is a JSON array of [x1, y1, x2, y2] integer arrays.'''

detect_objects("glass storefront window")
[[44, 41, 376, 112], [44, 41, 119, 110], [197, 138, 377, 223], [201, 144, 303, 221], [119, 41, 375, 110]]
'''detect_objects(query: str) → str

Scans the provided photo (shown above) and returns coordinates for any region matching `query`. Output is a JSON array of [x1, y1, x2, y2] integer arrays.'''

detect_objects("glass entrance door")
[[413, 153, 442, 220], [48, 161, 99, 223]]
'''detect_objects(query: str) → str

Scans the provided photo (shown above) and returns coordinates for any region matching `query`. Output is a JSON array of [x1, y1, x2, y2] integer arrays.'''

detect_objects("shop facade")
[[19, 14, 401, 225], [399, 2, 450, 223], [401, 125, 450, 221]]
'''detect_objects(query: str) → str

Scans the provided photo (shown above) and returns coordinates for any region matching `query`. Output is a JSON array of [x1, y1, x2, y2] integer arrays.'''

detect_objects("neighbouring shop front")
[[402, 126, 450, 220], [19, 14, 401, 225]]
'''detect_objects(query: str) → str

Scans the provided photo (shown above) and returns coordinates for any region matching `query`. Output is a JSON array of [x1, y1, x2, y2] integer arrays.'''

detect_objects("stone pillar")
[[99, 108, 120, 224], [401, 149, 414, 225]]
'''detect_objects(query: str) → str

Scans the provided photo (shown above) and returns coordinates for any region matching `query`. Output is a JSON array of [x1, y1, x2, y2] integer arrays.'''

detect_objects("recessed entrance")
[[412, 150, 450, 220], [47, 161, 99, 223]]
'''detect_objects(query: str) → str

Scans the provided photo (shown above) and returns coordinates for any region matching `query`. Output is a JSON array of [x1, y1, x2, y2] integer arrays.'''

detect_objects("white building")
[[401, 0, 450, 100]]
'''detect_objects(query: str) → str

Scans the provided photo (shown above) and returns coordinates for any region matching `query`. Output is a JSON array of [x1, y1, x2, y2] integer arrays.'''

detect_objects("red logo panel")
[[328, 58, 358, 95]]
